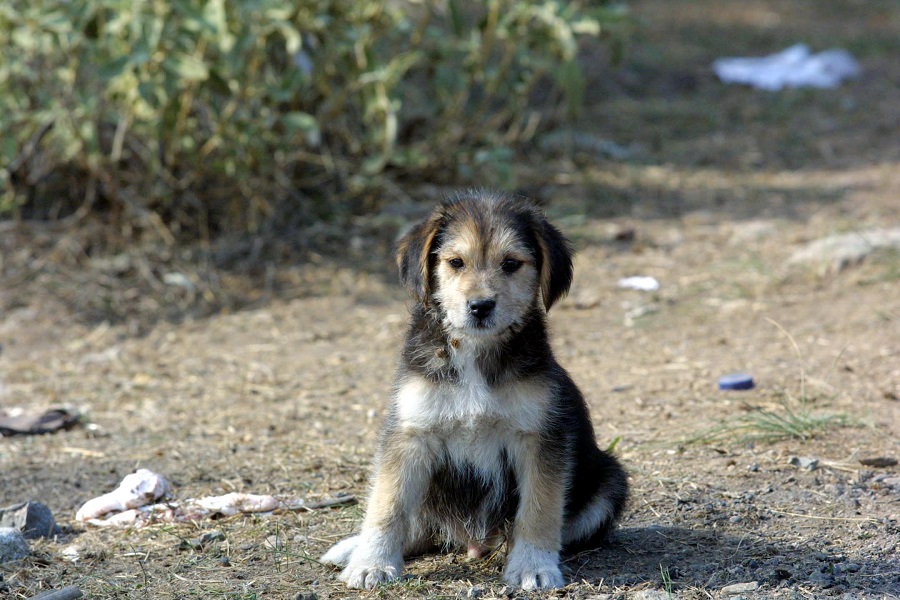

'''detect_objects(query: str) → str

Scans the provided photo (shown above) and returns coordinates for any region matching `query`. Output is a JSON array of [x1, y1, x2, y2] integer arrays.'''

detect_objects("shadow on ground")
[[566, 525, 900, 596]]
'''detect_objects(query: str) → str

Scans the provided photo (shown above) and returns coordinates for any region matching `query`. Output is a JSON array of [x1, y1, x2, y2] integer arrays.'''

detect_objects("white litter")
[[617, 276, 660, 292], [76, 470, 354, 527], [76, 471, 287, 527], [713, 44, 860, 90], [75, 469, 171, 522], [193, 493, 282, 517]]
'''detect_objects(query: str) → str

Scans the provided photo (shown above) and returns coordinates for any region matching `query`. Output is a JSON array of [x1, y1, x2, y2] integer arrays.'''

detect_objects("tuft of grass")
[[688, 401, 852, 445], [660, 564, 675, 598]]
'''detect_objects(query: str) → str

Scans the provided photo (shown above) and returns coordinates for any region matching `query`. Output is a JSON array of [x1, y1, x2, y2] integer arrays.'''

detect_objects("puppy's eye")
[[501, 258, 523, 274], [448, 258, 465, 270]]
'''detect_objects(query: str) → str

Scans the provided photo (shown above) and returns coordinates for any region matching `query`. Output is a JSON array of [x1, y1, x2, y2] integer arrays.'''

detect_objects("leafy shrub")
[[0, 0, 626, 236]]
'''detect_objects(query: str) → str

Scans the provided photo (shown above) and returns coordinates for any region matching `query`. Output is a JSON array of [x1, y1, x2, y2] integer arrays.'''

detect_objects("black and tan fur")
[[321, 190, 628, 590]]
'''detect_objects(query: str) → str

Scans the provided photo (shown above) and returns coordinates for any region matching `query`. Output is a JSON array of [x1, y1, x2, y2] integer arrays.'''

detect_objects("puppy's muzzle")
[[468, 298, 496, 321]]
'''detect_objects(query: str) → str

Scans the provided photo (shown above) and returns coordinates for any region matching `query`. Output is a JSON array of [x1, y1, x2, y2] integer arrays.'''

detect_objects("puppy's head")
[[396, 190, 573, 338]]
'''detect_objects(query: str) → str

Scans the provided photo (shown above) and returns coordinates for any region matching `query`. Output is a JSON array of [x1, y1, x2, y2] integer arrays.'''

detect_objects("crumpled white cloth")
[[713, 44, 860, 90]]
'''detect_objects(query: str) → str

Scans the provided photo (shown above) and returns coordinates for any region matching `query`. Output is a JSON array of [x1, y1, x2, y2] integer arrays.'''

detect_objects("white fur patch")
[[563, 496, 615, 545], [503, 542, 564, 590], [338, 528, 404, 589], [320, 535, 360, 567], [396, 352, 548, 436]]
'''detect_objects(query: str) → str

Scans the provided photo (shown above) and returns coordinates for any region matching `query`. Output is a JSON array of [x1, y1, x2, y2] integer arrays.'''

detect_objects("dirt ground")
[[1, 0, 899, 598]]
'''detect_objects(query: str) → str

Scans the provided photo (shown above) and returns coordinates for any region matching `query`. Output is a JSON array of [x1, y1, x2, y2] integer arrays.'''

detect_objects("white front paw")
[[503, 542, 564, 590], [321, 535, 360, 567], [336, 530, 404, 589], [340, 563, 400, 589]]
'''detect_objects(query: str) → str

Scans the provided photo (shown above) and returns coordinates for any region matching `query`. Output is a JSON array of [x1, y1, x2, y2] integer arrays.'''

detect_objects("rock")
[[721, 582, 759, 594], [835, 562, 861, 573], [631, 591, 674, 600], [264, 535, 284, 550], [28, 586, 84, 599], [0, 501, 59, 539], [789, 456, 819, 471], [466, 586, 484, 598], [789, 228, 900, 274], [182, 530, 226, 551], [0, 527, 29, 563], [858, 456, 898, 468], [879, 477, 900, 488], [808, 571, 835, 587], [199, 530, 225, 546]]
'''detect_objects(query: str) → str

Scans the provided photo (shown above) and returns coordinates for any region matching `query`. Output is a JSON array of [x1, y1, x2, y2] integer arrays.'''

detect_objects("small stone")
[[836, 562, 860, 573], [721, 582, 759, 594], [0, 501, 59, 539], [880, 477, 900, 488], [264, 535, 284, 550], [775, 568, 792, 580], [295, 593, 318, 600], [631, 591, 673, 600], [467, 586, 484, 598], [199, 530, 226, 546], [809, 571, 835, 587], [0, 528, 29, 563], [788, 228, 900, 274], [858, 457, 898, 468], [729, 515, 744, 523], [789, 456, 819, 471]]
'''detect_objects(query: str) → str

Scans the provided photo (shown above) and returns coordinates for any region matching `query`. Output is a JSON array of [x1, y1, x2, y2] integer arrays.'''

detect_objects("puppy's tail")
[[562, 448, 629, 554]]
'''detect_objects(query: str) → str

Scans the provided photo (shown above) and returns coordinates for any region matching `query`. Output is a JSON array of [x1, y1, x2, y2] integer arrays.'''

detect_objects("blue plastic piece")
[[718, 373, 755, 390]]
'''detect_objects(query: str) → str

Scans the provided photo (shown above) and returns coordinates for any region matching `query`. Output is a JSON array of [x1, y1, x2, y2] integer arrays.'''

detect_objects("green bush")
[[0, 0, 626, 235]]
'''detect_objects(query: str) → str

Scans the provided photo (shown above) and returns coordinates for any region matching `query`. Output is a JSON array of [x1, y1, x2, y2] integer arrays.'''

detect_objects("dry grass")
[[2, 1, 899, 599]]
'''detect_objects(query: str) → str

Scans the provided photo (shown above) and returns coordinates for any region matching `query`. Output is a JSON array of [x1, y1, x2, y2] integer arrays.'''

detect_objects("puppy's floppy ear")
[[396, 212, 443, 302], [534, 217, 574, 311]]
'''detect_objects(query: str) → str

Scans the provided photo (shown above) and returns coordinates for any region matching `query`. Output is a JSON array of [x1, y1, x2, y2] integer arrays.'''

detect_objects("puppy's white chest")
[[395, 355, 547, 435]]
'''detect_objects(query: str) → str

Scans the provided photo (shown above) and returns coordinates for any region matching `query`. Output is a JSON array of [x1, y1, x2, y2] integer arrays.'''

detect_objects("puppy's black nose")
[[468, 299, 496, 320]]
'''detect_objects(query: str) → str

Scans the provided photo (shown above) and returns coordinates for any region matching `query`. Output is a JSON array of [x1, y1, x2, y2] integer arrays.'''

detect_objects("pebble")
[[808, 571, 835, 587], [199, 530, 226, 546], [835, 562, 861, 573], [0, 501, 59, 539], [467, 586, 484, 598], [721, 582, 759, 594], [858, 456, 898, 468], [631, 591, 673, 600], [27, 586, 84, 599], [879, 477, 900, 488], [264, 535, 284, 550], [0, 527, 29, 563], [789, 456, 819, 471], [788, 228, 900, 273]]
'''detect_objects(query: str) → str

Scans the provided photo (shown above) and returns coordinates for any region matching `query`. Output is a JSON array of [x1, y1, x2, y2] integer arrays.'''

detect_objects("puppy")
[[321, 190, 628, 590]]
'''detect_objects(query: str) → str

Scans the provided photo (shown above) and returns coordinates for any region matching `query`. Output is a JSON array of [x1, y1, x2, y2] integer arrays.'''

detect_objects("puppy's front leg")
[[505, 435, 567, 590], [340, 433, 432, 589]]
